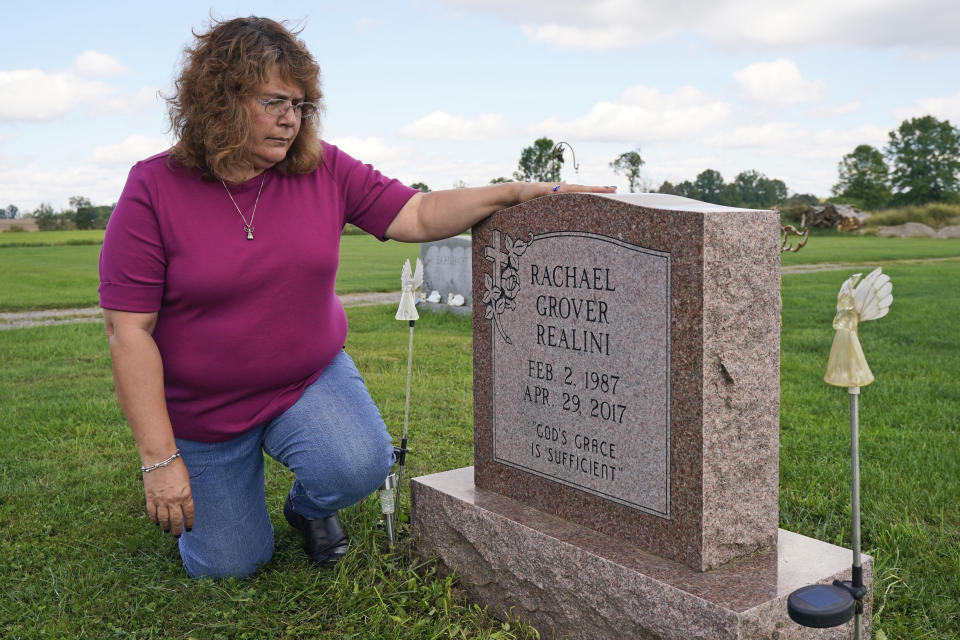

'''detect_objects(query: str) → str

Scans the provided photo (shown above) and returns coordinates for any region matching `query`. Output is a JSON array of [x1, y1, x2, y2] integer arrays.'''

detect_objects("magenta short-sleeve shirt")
[[99, 142, 417, 442]]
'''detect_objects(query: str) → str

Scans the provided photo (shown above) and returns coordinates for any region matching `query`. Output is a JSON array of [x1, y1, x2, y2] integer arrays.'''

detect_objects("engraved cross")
[[484, 230, 509, 285]]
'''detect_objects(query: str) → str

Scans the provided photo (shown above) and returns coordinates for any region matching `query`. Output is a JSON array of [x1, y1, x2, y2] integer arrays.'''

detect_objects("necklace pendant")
[[245, 227, 254, 241]]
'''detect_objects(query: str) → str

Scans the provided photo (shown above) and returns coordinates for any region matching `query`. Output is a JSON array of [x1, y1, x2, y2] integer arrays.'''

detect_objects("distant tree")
[[717, 183, 739, 206], [0, 204, 18, 219], [831, 144, 891, 210], [674, 180, 697, 199], [765, 178, 788, 206], [656, 181, 678, 195], [886, 115, 960, 205], [785, 193, 821, 206], [662, 170, 788, 207], [32, 203, 61, 231], [93, 204, 114, 229], [693, 169, 725, 204], [731, 170, 788, 208], [513, 137, 562, 182], [69, 196, 97, 230], [452, 180, 468, 189], [489, 176, 513, 184], [609, 149, 645, 193], [410, 182, 431, 192]]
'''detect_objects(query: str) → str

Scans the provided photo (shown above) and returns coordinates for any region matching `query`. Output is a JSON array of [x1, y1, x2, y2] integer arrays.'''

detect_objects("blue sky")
[[2, 0, 960, 211]]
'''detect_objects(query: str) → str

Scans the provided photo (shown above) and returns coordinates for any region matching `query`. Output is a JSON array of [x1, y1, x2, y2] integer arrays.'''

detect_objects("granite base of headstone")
[[419, 235, 472, 315], [412, 468, 872, 640], [410, 193, 872, 639]]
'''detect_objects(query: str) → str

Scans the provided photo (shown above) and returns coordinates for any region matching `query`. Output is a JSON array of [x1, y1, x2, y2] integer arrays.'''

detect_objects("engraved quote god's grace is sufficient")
[[486, 231, 672, 517]]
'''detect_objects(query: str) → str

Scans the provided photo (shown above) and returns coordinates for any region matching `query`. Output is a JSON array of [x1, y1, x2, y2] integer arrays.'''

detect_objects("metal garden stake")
[[379, 258, 422, 547], [788, 267, 893, 637]]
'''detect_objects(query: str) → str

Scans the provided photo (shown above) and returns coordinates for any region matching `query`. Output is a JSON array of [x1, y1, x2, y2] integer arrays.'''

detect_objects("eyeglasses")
[[256, 97, 319, 119]]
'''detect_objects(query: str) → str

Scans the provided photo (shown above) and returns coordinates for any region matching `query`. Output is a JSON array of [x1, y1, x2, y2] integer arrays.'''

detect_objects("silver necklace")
[[221, 174, 266, 240]]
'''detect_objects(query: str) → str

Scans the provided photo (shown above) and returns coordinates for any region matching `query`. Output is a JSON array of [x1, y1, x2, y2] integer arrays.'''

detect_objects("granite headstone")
[[411, 193, 872, 639], [473, 192, 780, 572], [420, 235, 472, 313]]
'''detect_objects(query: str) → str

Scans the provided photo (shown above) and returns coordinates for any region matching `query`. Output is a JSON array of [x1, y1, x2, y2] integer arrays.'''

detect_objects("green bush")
[[3, 224, 27, 232], [863, 202, 960, 229]]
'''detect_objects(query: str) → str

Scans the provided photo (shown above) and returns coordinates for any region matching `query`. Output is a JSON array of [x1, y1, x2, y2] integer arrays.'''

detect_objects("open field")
[[2, 229, 960, 312], [0, 229, 106, 247], [0, 234, 420, 311], [1, 232, 958, 638], [780, 233, 960, 266]]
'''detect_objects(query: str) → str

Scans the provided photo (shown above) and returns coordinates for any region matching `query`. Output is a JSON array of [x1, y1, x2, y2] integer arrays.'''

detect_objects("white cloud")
[[106, 86, 162, 114], [398, 156, 513, 189], [399, 111, 512, 141], [521, 23, 645, 51], [72, 50, 127, 77], [827, 101, 864, 116], [0, 62, 156, 122], [0, 69, 110, 121], [704, 121, 806, 149], [528, 84, 731, 142], [326, 136, 412, 176], [892, 91, 960, 123], [439, 0, 960, 52], [704, 122, 888, 161], [89, 134, 171, 165], [733, 59, 825, 106], [0, 161, 127, 210]]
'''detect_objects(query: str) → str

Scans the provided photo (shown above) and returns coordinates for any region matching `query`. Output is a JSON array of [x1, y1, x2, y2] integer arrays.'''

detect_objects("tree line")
[[5, 115, 958, 229], [2, 197, 115, 230], [832, 115, 960, 210], [411, 137, 790, 210]]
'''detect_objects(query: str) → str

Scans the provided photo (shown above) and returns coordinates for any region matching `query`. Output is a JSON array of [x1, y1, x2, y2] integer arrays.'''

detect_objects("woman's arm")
[[103, 309, 194, 537], [384, 182, 615, 243]]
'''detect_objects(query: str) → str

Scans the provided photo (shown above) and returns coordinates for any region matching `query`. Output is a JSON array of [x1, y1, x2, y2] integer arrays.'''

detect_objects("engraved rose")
[[483, 231, 534, 345], [501, 267, 520, 306]]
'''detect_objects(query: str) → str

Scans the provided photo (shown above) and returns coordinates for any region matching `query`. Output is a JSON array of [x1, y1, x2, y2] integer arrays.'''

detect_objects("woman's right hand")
[[105, 309, 194, 537], [143, 457, 195, 536]]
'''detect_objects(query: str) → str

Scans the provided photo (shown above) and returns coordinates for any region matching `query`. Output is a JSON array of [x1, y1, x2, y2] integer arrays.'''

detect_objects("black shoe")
[[283, 495, 349, 567]]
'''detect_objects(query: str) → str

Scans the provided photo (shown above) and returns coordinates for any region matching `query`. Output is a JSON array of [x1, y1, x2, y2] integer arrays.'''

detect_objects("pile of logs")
[[806, 204, 870, 231]]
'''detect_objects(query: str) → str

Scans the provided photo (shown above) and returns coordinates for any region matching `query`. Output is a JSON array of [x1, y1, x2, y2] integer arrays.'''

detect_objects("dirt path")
[[781, 255, 960, 274]]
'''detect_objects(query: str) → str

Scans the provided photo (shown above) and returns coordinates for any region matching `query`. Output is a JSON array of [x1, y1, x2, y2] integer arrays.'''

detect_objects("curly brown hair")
[[167, 16, 323, 180]]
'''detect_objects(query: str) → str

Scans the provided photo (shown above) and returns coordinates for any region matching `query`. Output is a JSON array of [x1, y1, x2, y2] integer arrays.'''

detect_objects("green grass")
[[0, 229, 106, 247], [781, 234, 960, 267], [0, 245, 105, 310], [0, 312, 537, 640], [2, 233, 959, 637], [336, 235, 421, 295], [5, 230, 959, 311], [779, 262, 960, 637], [0, 234, 421, 311]]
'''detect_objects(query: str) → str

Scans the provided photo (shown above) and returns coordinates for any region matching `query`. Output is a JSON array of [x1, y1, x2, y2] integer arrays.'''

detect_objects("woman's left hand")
[[386, 181, 617, 243], [515, 182, 617, 204]]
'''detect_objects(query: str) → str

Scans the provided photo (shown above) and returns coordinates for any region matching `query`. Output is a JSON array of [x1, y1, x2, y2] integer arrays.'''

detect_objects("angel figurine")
[[824, 267, 893, 387], [395, 258, 423, 321]]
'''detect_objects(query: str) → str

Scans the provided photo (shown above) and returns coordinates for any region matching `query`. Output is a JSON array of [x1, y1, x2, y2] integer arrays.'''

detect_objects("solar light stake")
[[385, 258, 422, 546], [788, 268, 892, 633]]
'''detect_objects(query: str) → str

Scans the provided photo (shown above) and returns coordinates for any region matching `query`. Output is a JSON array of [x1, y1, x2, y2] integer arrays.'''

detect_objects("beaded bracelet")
[[141, 450, 181, 474]]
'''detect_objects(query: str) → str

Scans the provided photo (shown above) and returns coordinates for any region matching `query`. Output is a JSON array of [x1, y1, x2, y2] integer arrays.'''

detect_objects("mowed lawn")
[[0, 232, 421, 311], [0, 230, 958, 638]]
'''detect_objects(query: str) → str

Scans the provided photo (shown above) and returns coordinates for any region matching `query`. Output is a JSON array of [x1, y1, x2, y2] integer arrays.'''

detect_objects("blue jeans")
[[174, 351, 395, 579]]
